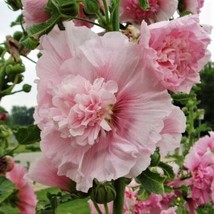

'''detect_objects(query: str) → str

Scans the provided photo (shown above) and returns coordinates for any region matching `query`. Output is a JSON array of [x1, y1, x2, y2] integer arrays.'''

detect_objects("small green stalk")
[[111, 0, 120, 31], [113, 177, 126, 214], [92, 200, 102, 214]]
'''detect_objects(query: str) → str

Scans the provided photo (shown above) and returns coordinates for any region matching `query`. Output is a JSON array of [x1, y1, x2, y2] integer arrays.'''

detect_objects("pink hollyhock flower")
[[140, 15, 211, 93], [157, 106, 186, 156], [22, 0, 50, 27], [180, 0, 204, 14], [6, 163, 37, 214], [184, 132, 214, 208], [35, 21, 176, 192], [28, 155, 72, 191], [120, 0, 178, 24]]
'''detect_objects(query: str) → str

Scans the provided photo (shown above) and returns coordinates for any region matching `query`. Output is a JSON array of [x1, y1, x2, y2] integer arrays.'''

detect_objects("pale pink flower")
[[6, 164, 37, 214], [140, 15, 211, 93], [28, 155, 72, 191], [184, 132, 214, 208], [120, 0, 178, 24], [21, 0, 50, 27], [35, 21, 175, 192], [181, 0, 204, 14], [157, 106, 186, 156]]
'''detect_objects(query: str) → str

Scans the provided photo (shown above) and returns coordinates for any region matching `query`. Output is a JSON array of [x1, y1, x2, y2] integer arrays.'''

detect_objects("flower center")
[[51, 76, 118, 146]]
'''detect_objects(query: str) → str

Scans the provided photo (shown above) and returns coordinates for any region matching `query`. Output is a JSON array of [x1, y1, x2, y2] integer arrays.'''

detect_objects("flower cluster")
[[183, 132, 214, 211]]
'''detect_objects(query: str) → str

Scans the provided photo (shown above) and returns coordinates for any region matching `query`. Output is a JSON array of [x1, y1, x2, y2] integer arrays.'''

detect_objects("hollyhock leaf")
[[0, 176, 16, 203], [137, 169, 166, 194], [10, 14, 23, 27], [14, 124, 41, 145], [158, 162, 175, 180], [138, 0, 150, 10], [27, 12, 60, 37], [20, 36, 39, 50]]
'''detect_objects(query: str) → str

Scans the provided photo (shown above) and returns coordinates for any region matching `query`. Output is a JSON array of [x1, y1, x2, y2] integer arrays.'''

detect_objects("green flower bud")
[[84, 0, 99, 15], [150, 150, 160, 166], [90, 182, 116, 204], [52, 0, 78, 18], [5, 0, 22, 11], [13, 31, 23, 41], [5, 64, 25, 75], [22, 84, 32, 93]]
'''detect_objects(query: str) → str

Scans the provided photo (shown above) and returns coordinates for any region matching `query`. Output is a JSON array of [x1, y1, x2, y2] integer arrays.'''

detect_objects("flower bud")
[[22, 84, 32, 93], [5, 0, 22, 11], [5, 64, 25, 75], [52, 0, 78, 18], [90, 181, 116, 204], [13, 31, 23, 41], [0, 156, 15, 174], [84, 0, 99, 15], [150, 150, 160, 166]]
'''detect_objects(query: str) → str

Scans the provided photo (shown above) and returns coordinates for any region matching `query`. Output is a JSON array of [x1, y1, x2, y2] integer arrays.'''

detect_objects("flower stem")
[[92, 200, 102, 214], [104, 203, 109, 214], [111, 0, 120, 31], [113, 177, 126, 214]]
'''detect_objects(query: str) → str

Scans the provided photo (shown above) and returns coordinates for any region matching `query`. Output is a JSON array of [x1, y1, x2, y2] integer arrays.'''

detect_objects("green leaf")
[[138, 0, 150, 10], [27, 13, 60, 37], [137, 169, 166, 194], [20, 37, 39, 50], [10, 14, 23, 27], [14, 125, 41, 145], [158, 162, 175, 180], [0, 176, 16, 204]]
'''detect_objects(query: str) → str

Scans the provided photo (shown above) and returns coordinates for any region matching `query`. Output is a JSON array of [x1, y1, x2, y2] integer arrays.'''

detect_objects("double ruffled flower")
[[184, 132, 214, 211], [33, 21, 185, 192]]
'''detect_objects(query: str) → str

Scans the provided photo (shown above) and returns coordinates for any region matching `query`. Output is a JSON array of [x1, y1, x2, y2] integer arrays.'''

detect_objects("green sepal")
[[138, 0, 150, 10]]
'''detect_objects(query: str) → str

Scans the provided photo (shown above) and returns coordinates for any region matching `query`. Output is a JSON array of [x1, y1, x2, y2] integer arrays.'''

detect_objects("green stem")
[[102, 0, 110, 24], [104, 203, 109, 214], [22, 55, 36, 64], [113, 177, 126, 214], [111, 0, 120, 31], [73, 17, 104, 29], [92, 200, 102, 214]]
